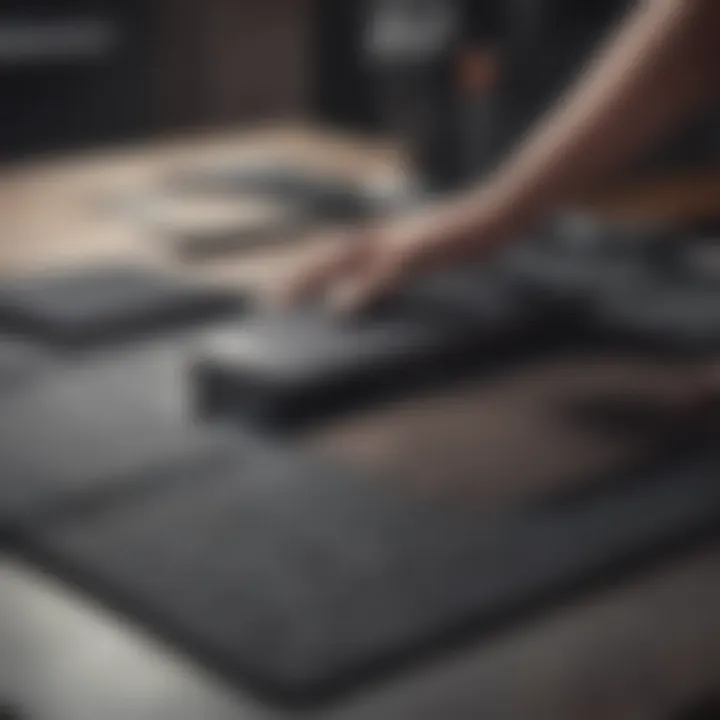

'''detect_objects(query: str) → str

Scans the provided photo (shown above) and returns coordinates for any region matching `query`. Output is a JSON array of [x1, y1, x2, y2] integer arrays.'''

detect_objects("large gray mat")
[[18, 444, 720, 706], [0, 339, 245, 528]]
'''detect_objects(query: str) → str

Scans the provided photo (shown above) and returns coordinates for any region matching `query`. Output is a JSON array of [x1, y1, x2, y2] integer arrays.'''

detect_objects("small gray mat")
[[20, 445, 720, 706], [0, 265, 242, 348]]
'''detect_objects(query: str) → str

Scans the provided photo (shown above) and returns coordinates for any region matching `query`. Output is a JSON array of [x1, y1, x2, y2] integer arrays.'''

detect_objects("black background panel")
[[21, 445, 720, 705]]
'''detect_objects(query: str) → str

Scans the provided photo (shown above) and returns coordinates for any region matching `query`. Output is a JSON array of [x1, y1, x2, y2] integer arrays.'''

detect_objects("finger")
[[281, 250, 351, 306], [272, 237, 367, 308]]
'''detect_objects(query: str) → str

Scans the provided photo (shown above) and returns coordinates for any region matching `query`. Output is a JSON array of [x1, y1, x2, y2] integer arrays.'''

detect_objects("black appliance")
[[0, 1, 152, 160]]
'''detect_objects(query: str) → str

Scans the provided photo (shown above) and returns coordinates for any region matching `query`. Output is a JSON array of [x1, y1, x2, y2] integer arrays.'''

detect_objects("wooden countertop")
[[2, 124, 719, 275], [0, 125, 398, 278]]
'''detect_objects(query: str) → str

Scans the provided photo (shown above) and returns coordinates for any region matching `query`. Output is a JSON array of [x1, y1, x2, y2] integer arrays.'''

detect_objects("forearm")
[[448, 0, 720, 237]]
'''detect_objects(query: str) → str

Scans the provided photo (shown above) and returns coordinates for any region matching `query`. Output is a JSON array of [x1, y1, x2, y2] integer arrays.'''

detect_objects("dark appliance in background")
[[314, 0, 719, 194], [312, 1, 378, 134], [0, 0, 152, 161], [361, 0, 473, 193], [313, 0, 502, 193]]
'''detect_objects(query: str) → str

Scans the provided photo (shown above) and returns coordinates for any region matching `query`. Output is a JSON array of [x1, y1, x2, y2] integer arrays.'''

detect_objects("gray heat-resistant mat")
[[507, 244, 643, 305], [598, 282, 720, 354], [19, 444, 720, 706], [194, 268, 545, 428], [0, 338, 246, 528], [0, 265, 243, 348], [0, 339, 51, 391], [166, 164, 378, 222]]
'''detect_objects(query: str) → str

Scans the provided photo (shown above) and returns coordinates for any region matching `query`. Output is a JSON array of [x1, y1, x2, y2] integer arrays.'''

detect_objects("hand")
[[276, 200, 512, 312]]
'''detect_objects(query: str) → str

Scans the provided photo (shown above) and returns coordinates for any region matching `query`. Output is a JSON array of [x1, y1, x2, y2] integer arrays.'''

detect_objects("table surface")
[[1, 126, 720, 720]]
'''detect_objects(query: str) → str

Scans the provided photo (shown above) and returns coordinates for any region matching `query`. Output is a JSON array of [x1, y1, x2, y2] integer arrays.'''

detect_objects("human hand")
[[276, 200, 512, 312]]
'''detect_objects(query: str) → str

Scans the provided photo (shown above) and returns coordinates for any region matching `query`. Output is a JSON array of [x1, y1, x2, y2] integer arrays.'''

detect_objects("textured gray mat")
[[194, 268, 542, 428], [0, 339, 51, 391], [0, 265, 242, 348], [19, 445, 720, 706], [0, 339, 244, 526]]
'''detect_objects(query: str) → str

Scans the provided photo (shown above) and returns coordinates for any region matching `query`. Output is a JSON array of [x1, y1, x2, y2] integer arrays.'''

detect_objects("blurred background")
[[2, 0, 718, 178]]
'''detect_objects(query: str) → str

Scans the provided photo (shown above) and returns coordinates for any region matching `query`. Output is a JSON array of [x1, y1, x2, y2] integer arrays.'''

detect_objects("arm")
[[446, 0, 720, 239], [285, 0, 720, 308]]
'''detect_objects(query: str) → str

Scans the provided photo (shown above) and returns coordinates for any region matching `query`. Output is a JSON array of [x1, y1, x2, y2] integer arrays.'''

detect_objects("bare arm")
[[447, 0, 720, 238], [286, 0, 720, 308]]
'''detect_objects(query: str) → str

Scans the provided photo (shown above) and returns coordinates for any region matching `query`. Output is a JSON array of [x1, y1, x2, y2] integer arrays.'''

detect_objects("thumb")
[[276, 231, 371, 307]]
